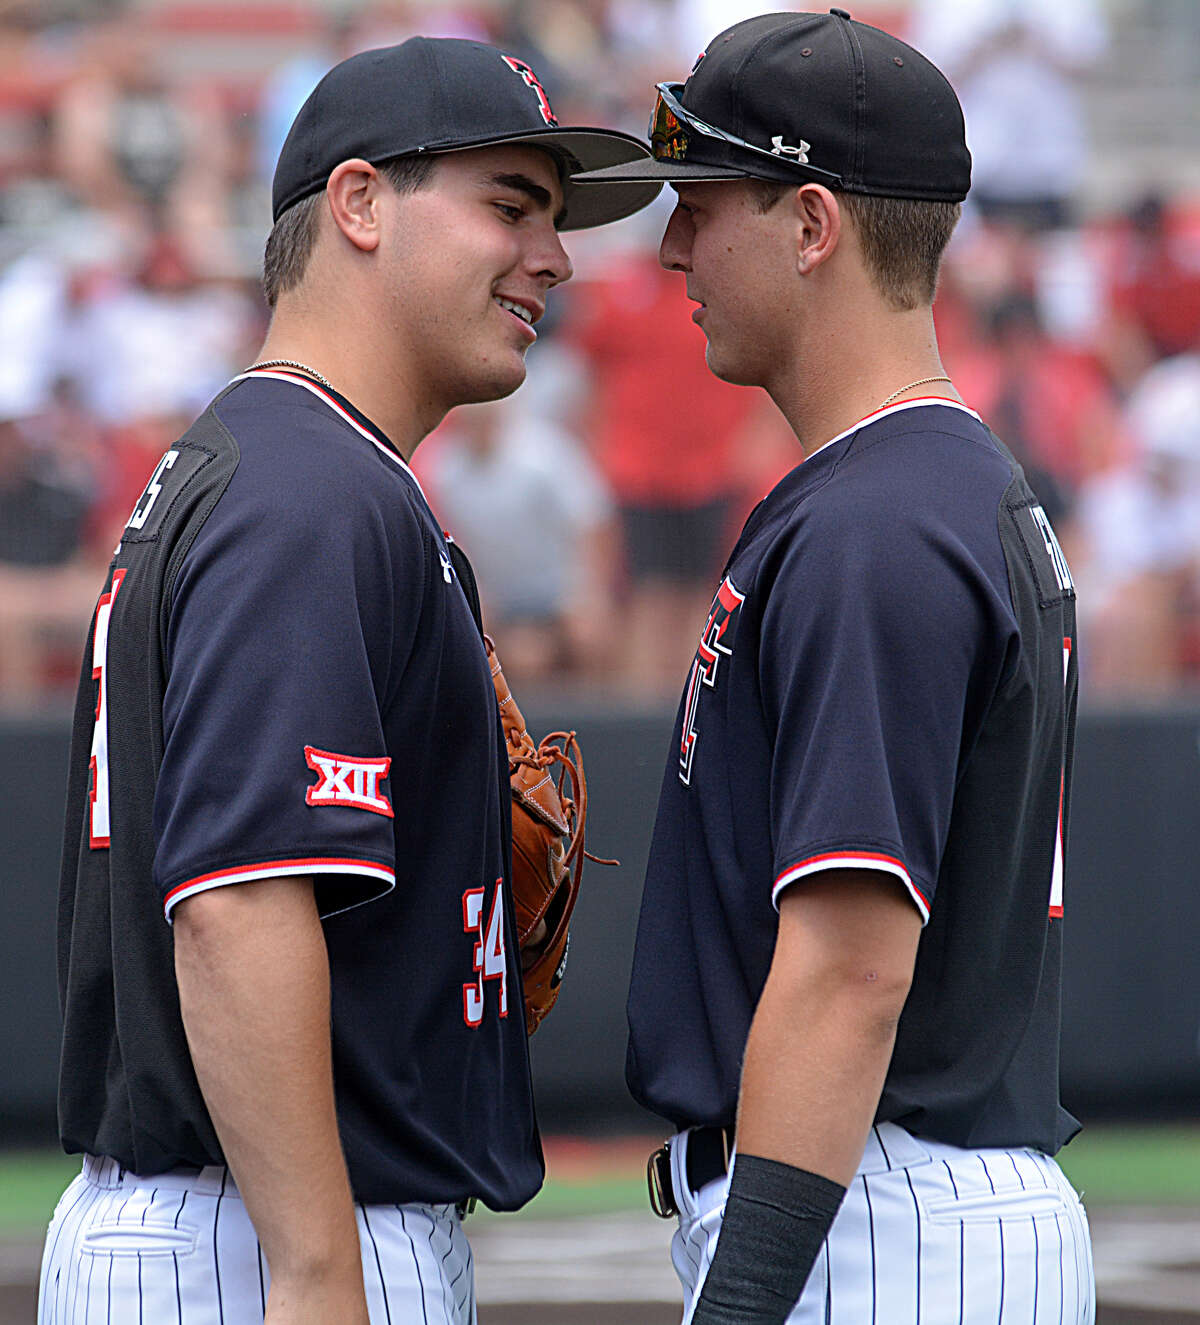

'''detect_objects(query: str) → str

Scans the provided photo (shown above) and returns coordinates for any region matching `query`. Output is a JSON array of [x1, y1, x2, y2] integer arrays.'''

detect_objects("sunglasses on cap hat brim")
[[653, 82, 846, 183], [574, 83, 845, 187]]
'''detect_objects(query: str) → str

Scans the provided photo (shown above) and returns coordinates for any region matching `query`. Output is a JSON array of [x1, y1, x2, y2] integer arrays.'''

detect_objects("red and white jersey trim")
[[231, 369, 429, 503], [806, 397, 982, 464], [773, 850, 930, 924], [163, 856, 395, 922]]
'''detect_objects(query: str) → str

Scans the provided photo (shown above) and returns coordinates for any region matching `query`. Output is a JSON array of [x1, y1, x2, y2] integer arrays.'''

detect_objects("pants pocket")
[[78, 1222, 199, 1257], [923, 1188, 1067, 1224]]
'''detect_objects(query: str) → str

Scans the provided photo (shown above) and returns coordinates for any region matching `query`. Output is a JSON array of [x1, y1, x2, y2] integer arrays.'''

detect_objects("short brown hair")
[[261, 154, 437, 307], [837, 192, 960, 310], [749, 180, 960, 310]]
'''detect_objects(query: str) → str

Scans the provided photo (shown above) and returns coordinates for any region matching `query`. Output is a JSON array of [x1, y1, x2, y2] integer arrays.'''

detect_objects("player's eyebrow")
[[487, 171, 568, 230]]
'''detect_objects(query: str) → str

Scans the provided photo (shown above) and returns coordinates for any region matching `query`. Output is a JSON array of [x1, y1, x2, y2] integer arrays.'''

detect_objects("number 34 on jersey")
[[462, 881, 508, 1026]]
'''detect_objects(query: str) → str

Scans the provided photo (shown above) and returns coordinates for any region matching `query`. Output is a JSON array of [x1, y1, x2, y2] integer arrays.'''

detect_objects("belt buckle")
[[646, 1143, 677, 1219]]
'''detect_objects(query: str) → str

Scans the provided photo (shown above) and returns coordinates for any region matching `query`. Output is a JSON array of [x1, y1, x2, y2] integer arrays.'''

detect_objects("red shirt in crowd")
[[568, 253, 756, 509]]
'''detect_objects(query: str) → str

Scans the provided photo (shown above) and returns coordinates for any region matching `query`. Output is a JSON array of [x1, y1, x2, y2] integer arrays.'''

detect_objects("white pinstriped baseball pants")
[[38, 1155, 476, 1324], [670, 1121, 1095, 1325]]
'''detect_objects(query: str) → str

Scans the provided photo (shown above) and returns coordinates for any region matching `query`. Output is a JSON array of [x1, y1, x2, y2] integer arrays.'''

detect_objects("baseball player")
[[575, 10, 1094, 1324], [39, 37, 657, 1325]]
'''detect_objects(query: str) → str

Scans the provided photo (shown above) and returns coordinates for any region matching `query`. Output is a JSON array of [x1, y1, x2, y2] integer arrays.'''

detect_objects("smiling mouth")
[[495, 297, 535, 326]]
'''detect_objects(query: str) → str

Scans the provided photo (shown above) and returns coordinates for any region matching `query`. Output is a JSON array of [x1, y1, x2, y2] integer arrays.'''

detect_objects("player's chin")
[[704, 343, 759, 388], [461, 357, 528, 405]]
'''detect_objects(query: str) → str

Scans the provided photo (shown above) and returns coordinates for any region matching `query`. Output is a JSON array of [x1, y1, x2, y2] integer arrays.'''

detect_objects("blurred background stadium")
[[1, 0, 1198, 1320]]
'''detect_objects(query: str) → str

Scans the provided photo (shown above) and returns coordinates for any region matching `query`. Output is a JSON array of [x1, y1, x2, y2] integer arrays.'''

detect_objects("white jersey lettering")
[[462, 881, 509, 1026], [1049, 637, 1072, 918], [88, 570, 127, 848], [1029, 504, 1074, 594], [126, 450, 179, 530], [304, 746, 393, 817]]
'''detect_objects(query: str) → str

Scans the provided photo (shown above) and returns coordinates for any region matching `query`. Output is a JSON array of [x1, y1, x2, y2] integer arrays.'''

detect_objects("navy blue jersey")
[[57, 370, 542, 1209], [627, 401, 1079, 1154]]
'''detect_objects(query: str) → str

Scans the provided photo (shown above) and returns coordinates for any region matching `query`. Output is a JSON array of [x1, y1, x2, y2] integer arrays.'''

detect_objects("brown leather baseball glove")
[[486, 636, 609, 1034]]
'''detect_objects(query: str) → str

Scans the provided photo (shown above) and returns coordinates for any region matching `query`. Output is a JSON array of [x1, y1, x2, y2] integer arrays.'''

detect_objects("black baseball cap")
[[573, 9, 970, 202], [272, 37, 662, 228]]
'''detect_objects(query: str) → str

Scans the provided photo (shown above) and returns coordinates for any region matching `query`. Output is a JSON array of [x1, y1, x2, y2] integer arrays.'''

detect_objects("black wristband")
[[691, 1154, 847, 1325]]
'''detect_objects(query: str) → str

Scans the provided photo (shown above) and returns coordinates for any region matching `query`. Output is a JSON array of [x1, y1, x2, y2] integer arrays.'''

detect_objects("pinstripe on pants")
[[38, 1156, 477, 1324], [669, 1122, 1095, 1325]]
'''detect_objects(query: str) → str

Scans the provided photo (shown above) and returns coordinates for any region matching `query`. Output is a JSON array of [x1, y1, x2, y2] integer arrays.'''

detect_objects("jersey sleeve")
[[153, 463, 422, 921], [760, 486, 1011, 922]]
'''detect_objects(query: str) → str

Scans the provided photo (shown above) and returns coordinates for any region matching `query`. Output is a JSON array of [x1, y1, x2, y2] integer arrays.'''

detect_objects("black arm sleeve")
[[691, 1154, 847, 1325]]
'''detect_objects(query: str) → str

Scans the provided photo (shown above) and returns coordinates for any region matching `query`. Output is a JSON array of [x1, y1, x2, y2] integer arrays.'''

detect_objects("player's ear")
[[793, 184, 840, 276], [325, 158, 383, 254]]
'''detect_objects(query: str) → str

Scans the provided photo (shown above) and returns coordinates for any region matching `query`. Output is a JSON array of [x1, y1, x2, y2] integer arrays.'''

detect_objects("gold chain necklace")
[[245, 359, 334, 390], [877, 375, 952, 410]]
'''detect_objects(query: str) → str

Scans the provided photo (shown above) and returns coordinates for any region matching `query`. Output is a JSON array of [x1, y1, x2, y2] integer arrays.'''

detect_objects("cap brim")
[[432, 126, 663, 229], [572, 157, 752, 185]]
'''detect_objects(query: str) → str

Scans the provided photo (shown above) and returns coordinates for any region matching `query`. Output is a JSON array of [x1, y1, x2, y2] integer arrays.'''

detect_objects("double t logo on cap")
[[500, 55, 558, 127]]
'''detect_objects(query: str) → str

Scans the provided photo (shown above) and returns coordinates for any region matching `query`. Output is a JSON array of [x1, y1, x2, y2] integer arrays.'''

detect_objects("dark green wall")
[[3, 700, 1198, 1144]]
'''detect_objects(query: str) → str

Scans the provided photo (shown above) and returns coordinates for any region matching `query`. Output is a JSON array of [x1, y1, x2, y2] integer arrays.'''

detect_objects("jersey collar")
[[808, 396, 982, 462], [231, 368, 430, 503], [735, 397, 984, 552]]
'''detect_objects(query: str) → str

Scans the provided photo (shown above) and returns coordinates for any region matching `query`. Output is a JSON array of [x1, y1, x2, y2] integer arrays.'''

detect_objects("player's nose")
[[659, 204, 692, 272], [529, 222, 573, 288]]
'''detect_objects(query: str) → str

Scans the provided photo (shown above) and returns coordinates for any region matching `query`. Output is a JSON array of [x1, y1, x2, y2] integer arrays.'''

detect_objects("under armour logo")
[[771, 136, 811, 162], [305, 747, 393, 818], [439, 552, 453, 584]]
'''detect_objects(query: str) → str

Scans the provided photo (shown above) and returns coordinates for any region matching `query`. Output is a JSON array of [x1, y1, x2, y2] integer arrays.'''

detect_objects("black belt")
[[646, 1124, 734, 1218]]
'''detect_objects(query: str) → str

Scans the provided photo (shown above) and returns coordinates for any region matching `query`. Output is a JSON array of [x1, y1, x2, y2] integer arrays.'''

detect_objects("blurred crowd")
[[2, 0, 1199, 704]]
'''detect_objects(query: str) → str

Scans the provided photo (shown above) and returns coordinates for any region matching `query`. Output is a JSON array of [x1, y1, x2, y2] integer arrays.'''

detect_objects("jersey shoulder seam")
[[118, 437, 222, 548], [842, 415, 1001, 470], [998, 477, 1075, 614], [160, 408, 243, 618], [222, 376, 421, 491]]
